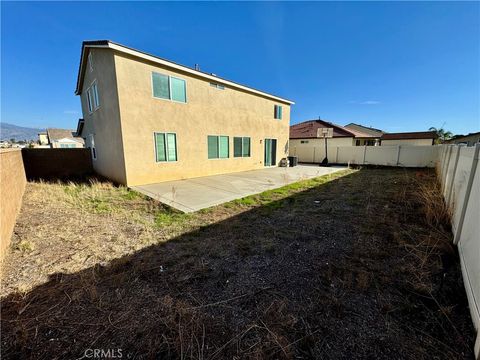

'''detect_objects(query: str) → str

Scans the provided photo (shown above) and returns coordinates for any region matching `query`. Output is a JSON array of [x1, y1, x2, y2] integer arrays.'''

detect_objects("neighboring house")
[[380, 131, 437, 146], [75, 40, 294, 186], [38, 132, 48, 145], [446, 132, 480, 146], [344, 123, 384, 146], [289, 119, 378, 148], [46, 128, 85, 148], [290, 120, 356, 149]]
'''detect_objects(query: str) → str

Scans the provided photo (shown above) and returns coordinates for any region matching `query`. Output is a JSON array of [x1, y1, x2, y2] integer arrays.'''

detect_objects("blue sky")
[[1, 1, 479, 134]]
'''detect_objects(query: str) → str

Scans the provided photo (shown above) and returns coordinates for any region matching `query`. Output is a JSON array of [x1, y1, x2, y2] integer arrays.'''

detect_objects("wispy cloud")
[[63, 110, 79, 115], [349, 100, 381, 105]]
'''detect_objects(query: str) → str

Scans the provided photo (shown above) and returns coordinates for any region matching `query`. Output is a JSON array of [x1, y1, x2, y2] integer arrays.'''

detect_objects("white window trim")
[[207, 135, 229, 160], [233, 136, 251, 158], [151, 72, 187, 104], [154, 132, 178, 163]]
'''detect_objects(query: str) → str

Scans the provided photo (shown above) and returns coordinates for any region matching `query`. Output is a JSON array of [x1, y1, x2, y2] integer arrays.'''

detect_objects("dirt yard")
[[0, 168, 475, 359]]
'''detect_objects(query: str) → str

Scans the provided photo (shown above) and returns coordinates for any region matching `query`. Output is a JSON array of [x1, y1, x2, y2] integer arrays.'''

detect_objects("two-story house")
[[75, 40, 294, 186]]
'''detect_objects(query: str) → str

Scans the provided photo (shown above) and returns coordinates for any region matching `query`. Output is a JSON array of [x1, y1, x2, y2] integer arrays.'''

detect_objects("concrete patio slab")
[[132, 165, 348, 213]]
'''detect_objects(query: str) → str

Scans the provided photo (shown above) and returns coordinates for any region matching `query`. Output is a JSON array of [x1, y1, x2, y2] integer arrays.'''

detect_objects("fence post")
[[441, 145, 453, 191], [453, 143, 480, 244], [363, 146, 367, 165], [446, 145, 463, 207], [396, 145, 401, 166], [335, 147, 339, 164], [313, 147, 316, 163]]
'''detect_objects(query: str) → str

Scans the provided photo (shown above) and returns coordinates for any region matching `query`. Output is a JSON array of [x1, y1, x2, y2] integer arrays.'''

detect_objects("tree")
[[429, 127, 453, 144]]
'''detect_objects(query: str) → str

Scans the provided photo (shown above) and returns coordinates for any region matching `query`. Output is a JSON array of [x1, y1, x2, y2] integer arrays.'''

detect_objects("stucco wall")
[[79, 49, 127, 184], [113, 52, 291, 186], [381, 139, 434, 146], [0, 149, 26, 260]]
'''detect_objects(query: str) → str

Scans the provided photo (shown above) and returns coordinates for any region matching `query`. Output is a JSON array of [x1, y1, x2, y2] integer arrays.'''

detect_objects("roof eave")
[[75, 41, 295, 105]]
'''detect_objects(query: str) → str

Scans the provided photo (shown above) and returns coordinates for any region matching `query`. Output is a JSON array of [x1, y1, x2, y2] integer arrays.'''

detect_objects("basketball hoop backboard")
[[317, 128, 333, 138]]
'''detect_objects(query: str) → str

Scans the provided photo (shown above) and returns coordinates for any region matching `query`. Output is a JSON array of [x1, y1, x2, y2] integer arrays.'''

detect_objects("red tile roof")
[[290, 120, 375, 139], [381, 131, 438, 140]]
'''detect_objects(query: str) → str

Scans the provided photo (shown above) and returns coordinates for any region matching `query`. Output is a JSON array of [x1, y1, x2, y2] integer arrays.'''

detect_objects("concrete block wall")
[[0, 149, 26, 260]]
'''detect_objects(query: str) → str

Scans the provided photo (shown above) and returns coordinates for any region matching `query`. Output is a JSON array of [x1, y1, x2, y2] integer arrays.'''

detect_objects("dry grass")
[[0, 168, 475, 359]]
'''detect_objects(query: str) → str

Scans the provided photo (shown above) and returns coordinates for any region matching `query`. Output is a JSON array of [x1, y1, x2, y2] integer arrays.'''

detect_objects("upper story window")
[[210, 83, 225, 90], [152, 72, 186, 103], [86, 80, 100, 114], [88, 52, 93, 72], [274, 105, 283, 120]]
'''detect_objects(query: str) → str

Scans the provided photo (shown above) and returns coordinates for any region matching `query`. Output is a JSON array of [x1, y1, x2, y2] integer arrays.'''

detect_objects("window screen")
[[171, 77, 186, 103], [166, 133, 177, 161], [92, 82, 100, 108], [208, 136, 219, 159], [155, 133, 166, 162], [87, 89, 93, 113], [242, 137, 250, 157], [219, 136, 229, 158], [274, 105, 283, 119], [152, 72, 170, 99], [234, 137, 242, 157]]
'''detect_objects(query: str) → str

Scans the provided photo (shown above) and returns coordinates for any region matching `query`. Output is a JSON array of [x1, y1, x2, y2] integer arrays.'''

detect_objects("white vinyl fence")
[[438, 144, 480, 356], [290, 144, 440, 167]]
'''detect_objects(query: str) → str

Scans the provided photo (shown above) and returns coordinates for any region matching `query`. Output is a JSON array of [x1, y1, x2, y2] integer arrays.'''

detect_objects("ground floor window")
[[208, 135, 229, 159], [59, 144, 77, 148], [88, 134, 96, 160], [234, 137, 251, 157], [155, 132, 177, 162]]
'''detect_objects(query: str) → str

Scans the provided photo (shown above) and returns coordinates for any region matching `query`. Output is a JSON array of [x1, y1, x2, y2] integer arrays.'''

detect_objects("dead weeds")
[[0, 168, 475, 359]]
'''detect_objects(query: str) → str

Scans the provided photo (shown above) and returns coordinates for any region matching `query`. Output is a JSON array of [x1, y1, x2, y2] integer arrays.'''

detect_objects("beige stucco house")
[[446, 132, 480, 146], [44, 128, 85, 148], [344, 123, 384, 146], [75, 40, 294, 186]]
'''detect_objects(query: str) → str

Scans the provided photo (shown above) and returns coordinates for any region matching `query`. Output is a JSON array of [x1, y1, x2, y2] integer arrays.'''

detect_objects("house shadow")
[[1, 168, 475, 359]]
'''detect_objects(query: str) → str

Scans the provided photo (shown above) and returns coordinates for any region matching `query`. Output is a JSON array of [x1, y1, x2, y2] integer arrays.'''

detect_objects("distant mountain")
[[0, 123, 45, 141]]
